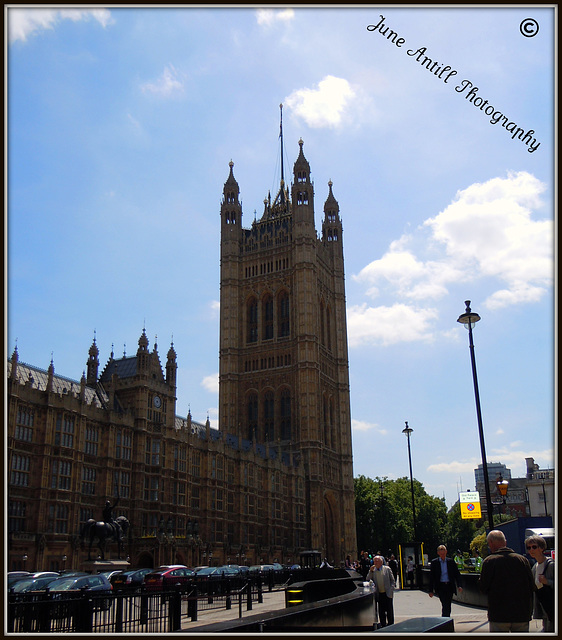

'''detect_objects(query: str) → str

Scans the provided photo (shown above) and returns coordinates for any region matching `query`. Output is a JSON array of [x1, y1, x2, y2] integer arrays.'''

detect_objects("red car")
[[143, 566, 195, 591]]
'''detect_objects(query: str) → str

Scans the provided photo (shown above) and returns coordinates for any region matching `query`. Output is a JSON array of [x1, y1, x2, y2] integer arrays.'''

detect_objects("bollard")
[[246, 579, 252, 611], [168, 586, 182, 632], [188, 584, 198, 622], [115, 594, 124, 633]]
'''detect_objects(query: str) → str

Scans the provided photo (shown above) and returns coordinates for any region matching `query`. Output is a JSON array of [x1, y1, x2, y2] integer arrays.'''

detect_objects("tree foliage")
[[354, 475, 447, 558]]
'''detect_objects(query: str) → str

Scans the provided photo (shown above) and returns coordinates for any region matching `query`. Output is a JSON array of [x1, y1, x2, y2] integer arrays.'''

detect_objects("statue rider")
[[102, 497, 122, 542]]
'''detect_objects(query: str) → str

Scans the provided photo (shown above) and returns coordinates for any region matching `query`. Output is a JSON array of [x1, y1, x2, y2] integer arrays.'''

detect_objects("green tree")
[[354, 475, 448, 560]]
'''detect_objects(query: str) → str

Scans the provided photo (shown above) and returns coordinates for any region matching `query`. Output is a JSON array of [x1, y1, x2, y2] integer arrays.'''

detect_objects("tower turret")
[[86, 334, 100, 386], [166, 340, 177, 387], [322, 180, 342, 244], [291, 139, 315, 234], [137, 328, 149, 373]]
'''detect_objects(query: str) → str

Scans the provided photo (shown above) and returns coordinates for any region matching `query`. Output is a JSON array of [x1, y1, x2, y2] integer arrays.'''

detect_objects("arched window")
[[247, 298, 258, 343], [263, 294, 273, 340], [326, 306, 332, 351], [264, 391, 274, 442], [320, 299, 325, 346], [280, 389, 291, 441], [247, 394, 258, 441], [278, 291, 290, 337]]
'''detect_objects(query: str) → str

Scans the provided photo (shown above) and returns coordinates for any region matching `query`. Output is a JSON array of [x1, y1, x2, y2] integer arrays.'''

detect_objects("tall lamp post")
[[457, 300, 495, 531], [402, 422, 417, 541], [402, 422, 418, 585]]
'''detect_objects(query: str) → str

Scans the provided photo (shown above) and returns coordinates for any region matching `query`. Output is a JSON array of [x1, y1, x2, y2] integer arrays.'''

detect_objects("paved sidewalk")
[[180, 587, 545, 633]]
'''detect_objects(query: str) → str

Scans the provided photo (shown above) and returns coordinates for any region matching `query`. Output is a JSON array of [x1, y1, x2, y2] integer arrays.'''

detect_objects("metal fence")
[[7, 575, 279, 633]]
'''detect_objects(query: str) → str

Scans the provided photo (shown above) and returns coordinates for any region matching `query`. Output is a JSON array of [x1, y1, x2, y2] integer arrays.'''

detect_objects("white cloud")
[[352, 418, 386, 434], [427, 459, 481, 474], [347, 303, 438, 347], [141, 65, 185, 97], [351, 171, 552, 346], [285, 76, 356, 129], [201, 372, 219, 394], [424, 171, 552, 309], [256, 8, 295, 27], [8, 8, 112, 43]]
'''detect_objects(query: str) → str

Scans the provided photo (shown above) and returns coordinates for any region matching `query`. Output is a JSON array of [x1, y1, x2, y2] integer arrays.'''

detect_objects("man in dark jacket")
[[428, 545, 463, 617], [479, 529, 535, 632]]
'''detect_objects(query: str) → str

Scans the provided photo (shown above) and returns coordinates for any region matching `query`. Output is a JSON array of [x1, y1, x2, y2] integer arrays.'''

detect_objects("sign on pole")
[[459, 491, 482, 519]]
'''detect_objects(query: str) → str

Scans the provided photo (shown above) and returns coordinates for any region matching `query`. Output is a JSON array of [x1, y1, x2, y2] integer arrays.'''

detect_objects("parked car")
[[10, 575, 60, 593], [41, 574, 113, 614], [143, 567, 195, 591], [111, 568, 152, 592], [99, 570, 122, 582], [7, 572, 31, 586], [248, 564, 275, 577]]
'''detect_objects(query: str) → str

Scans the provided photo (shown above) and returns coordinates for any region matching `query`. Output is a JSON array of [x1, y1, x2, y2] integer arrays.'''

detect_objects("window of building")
[[8, 500, 26, 532], [174, 445, 187, 472], [280, 389, 291, 441], [115, 429, 132, 460], [173, 481, 186, 506], [112, 470, 130, 499], [10, 454, 30, 486], [48, 503, 69, 533], [191, 485, 200, 511], [247, 298, 258, 343], [51, 460, 72, 490], [247, 394, 258, 441], [55, 413, 74, 448], [15, 406, 34, 442], [264, 391, 274, 441], [81, 467, 96, 495], [145, 438, 160, 465], [263, 295, 274, 340], [144, 476, 159, 502], [278, 291, 290, 337], [191, 450, 201, 477], [80, 507, 94, 525], [84, 426, 99, 456]]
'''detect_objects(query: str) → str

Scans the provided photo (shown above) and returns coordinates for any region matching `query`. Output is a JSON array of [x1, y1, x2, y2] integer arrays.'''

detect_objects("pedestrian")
[[525, 534, 554, 632], [345, 554, 352, 569], [428, 545, 463, 617], [479, 529, 535, 632], [473, 548, 482, 573], [388, 554, 399, 589], [453, 549, 464, 572], [359, 551, 372, 580], [368, 555, 396, 628], [406, 556, 414, 588]]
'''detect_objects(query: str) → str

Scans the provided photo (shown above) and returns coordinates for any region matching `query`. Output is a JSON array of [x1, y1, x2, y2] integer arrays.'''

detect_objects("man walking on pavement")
[[479, 529, 535, 632], [368, 555, 396, 628], [428, 544, 463, 617]]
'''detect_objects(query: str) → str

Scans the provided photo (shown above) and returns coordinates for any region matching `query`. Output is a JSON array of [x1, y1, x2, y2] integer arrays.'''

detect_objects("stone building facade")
[[7, 139, 357, 572]]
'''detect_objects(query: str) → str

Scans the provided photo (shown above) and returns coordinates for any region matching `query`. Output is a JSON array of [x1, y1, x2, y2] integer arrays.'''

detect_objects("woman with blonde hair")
[[525, 534, 554, 632]]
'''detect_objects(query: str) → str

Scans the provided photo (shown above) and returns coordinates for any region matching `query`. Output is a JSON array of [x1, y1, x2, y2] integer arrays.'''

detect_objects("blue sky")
[[6, 6, 555, 507]]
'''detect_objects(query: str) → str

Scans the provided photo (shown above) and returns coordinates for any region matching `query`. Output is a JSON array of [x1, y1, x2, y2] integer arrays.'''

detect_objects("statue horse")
[[80, 515, 129, 561]]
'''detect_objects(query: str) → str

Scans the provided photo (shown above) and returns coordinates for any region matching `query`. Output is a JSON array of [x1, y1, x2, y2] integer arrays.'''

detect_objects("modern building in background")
[[7, 137, 357, 572], [473, 457, 554, 522]]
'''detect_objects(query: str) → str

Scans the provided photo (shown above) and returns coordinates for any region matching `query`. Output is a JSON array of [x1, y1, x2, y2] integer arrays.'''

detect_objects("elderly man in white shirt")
[[368, 555, 396, 627]]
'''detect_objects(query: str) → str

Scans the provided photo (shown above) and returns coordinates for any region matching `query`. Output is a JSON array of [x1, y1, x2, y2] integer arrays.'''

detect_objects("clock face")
[[153, 395, 162, 409]]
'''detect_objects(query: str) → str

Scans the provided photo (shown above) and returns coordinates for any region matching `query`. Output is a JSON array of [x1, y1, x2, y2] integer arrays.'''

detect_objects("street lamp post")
[[402, 422, 417, 540], [457, 300, 495, 531], [402, 421, 418, 586]]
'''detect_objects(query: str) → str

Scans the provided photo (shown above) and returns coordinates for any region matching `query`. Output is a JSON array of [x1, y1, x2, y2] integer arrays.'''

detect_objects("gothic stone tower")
[[219, 134, 357, 561]]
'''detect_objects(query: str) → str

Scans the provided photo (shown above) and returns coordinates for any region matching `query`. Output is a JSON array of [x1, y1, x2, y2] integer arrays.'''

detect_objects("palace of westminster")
[[7, 125, 358, 572]]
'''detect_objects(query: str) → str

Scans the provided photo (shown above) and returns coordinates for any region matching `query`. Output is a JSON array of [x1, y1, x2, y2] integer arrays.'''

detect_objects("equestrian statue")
[[80, 497, 129, 561]]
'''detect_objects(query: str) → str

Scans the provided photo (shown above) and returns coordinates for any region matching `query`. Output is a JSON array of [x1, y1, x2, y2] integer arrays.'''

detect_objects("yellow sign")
[[459, 491, 482, 519]]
